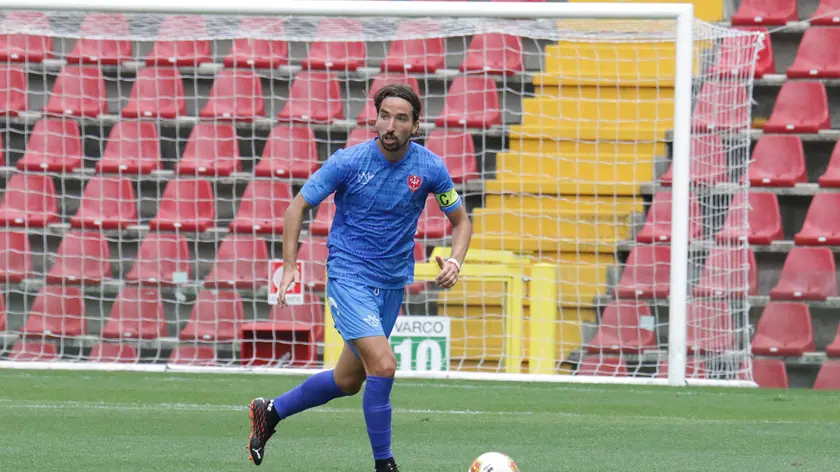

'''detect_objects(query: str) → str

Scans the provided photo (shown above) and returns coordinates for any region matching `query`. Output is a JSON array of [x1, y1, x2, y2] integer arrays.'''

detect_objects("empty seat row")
[[692, 81, 831, 134], [0, 66, 502, 128], [0, 119, 479, 182], [733, 0, 840, 25], [0, 13, 525, 75], [751, 359, 840, 390], [575, 356, 708, 378], [616, 244, 840, 302], [0, 174, 452, 238], [0, 287, 323, 342]]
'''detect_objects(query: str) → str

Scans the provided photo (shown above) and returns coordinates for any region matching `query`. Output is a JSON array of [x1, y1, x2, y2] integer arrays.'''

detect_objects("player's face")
[[376, 97, 418, 153]]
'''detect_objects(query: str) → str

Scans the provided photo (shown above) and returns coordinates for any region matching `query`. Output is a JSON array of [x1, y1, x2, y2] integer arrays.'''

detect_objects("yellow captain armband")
[[434, 187, 459, 209]]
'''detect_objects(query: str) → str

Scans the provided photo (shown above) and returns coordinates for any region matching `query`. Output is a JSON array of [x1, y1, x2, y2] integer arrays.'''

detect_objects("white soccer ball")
[[468, 452, 520, 472]]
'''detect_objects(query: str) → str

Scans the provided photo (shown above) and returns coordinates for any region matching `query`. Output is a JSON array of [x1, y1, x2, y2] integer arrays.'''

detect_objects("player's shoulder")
[[411, 141, 446, 169]]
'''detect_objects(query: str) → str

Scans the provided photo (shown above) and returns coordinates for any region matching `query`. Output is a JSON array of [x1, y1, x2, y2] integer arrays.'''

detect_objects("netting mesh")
[[0, 9, 760, 381]]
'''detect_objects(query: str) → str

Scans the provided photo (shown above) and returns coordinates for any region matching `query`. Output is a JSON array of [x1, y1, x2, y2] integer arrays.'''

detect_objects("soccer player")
[[247, 84, 472, 471]]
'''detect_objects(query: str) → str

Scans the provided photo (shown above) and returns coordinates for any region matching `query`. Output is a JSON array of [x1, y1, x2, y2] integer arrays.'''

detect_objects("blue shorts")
[[327, 278, 404, 342]]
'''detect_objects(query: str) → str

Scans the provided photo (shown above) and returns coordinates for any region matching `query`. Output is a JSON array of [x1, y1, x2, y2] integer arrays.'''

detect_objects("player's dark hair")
[[373, 84, 421, 124]]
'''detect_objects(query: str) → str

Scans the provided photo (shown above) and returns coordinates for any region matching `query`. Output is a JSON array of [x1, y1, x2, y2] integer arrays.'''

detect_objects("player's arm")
[[277, 151, 347, 306], [431, 164, 472, 289]]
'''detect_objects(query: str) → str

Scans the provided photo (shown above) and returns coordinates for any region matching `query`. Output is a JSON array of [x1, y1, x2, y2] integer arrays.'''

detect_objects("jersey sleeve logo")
[[407, 175, 422, 192], [435, 187, 459, 208]]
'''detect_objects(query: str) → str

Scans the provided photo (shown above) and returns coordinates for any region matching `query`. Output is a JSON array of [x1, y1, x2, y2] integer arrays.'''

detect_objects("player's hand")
[[278, 268, 300, 308], [434, 255, 460, 289]]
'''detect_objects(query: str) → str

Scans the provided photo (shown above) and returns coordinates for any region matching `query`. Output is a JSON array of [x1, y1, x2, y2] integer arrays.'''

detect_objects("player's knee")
[[367, 352, 397, 378], [335, 372, 365, 395]]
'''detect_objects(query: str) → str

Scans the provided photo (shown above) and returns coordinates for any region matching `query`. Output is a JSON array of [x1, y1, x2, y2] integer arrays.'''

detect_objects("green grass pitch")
[[1, 369, 839, 471]]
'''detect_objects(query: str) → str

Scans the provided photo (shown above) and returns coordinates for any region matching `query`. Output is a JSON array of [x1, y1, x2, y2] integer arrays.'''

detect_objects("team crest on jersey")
[[407, 175, 422, 192]]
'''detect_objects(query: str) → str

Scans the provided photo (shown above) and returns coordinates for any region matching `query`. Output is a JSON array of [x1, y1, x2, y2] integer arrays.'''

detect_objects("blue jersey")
[[300, 138, 462, 289]]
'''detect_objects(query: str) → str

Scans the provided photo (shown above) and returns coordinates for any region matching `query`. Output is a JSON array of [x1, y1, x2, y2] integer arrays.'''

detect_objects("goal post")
[[0, 1, 760, 387]]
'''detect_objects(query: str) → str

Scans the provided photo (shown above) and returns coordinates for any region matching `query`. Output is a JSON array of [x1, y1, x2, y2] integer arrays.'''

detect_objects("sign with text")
[[390, 316, 451, 372], [268, 260, 303, 306]]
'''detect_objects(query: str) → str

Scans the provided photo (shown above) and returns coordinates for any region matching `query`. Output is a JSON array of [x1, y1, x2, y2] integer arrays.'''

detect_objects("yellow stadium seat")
[[484, 194, 642, 214], [567, 0, 723, 22], [496, 151, 654, 185], [507, 135, 666, 158], [471, 234, 623, 253], [539, 42, 677, 87], [486, 177, 642, 196], [473, 208, 633, 242]]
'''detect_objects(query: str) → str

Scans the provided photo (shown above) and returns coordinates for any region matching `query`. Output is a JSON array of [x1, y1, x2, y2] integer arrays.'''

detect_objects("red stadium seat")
[[770, 247, 837, 301], [45, 66, 107, 118], [302, 19, 366, 71], [636, 191, 702, 244], [299, 239, 328, 290], [575, 356, 628, 377], [659, 134, 728, 186], [346, 127, 378, 148], [752, 303, 815, 356], [199, 69, 264, 120], [686, 302, 735, 354], [265, 294, 325, 366], [175, 123, 241, 177], [764, 81, 831, 133], [716, 192, 783, 245], [17, 119, 83, 173], [813, 361, 840, 389], [269, 293, 325, 335], [0, 12, 53, 63], [149, 179, 215, 232], [381, 20, 444, 73], [9, 341, 58, 361], [0, 231, 30, 283], [70, 177, 137, 230], [810, 0, 840, 24], [460, 33, 524, 75], [586, 301, 656, 354], [309, 195, 335, 236], [416, 196, 451, 239], [691, 83, 750, 132], [356, 74, 421, 125], [96, 121, 162, 175], [101, 288, 167, 340], [278, 72, 345, 124], [732, 0, 797, 25], [254, 126, 320, 178], [747, 135, 807, 187], [88, 342, 138, 363], [67, 13, 132, 65], [168, 345, 217, 366], [743, 358, 788, 388], [122, 67, 185, 119], [22, 286, 86, 337], [0, 293, 4, 331], [224, 17, 289, 69], [787, 27, 840, 78], [436, 76, 501, 128], [828, 324, 840, 357], [145, 15, 211, 66], [693, 247, 758, 298], [424, 130, 478, 183], [45, 231, 111, 284], [795, 194, 840, 245], [656, 359, 707, 379], [709, 27, 775, 78], [0, 67, 28, 116], [180, 289, 244, 342], [125, 233, 192, 285], [229, 179, 292, 235], [203, 234, 269, 289], [818, 140, 840, 187], [615, 245, 671, 299], [0, 173, 59, 228]]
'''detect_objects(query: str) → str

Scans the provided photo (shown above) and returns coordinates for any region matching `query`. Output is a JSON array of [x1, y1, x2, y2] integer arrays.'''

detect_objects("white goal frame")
[[0, 0, 754, 388]]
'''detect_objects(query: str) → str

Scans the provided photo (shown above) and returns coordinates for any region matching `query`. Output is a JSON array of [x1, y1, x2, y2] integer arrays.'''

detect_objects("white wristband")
[[445, 257, 461, 272]]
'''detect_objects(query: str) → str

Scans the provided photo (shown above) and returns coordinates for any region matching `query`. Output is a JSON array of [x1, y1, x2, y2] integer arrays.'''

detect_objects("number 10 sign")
[[390, 316, 451, 372]]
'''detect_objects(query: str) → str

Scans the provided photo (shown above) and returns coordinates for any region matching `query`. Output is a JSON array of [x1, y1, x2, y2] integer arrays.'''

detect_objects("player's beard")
[[379, 133, 408, 152]]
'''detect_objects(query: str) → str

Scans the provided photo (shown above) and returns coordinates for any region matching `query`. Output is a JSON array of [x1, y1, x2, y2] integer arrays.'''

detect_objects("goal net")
[[0, 2, 761, 385]]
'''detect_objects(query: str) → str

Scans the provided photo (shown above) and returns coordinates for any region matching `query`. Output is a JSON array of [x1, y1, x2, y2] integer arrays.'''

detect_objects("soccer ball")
[[469, 452, 520, 472]]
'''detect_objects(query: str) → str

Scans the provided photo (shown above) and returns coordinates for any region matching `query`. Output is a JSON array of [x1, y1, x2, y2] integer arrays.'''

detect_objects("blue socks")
[[271, 370, 348, 421], [363, 376, 395, 461]]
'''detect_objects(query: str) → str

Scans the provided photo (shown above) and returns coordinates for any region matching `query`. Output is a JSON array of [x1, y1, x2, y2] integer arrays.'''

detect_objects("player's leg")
[[352, 287, 405, 472], [247, 280, 373, 466]]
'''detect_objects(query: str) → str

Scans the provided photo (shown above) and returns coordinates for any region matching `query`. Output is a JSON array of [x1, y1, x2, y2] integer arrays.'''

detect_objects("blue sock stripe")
[[363, 376, 395, 461], [272, 370, 349, 421]]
